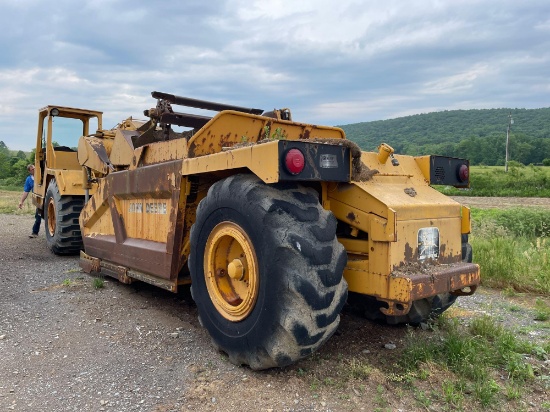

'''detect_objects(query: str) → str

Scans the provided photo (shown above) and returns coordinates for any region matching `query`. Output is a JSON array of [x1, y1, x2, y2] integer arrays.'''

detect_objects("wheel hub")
[[47, 197, 56, 236], [228, 259, 244, 280], [204, 222, 259, 322]]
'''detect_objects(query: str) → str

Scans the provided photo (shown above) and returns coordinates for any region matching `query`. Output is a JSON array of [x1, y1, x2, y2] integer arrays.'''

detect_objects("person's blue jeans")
[[32, 209, 42, 235]]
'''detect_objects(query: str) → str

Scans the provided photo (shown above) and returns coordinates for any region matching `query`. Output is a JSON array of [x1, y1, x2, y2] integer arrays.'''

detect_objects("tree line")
[[340, 107, 550, 165], [2, 107, 549, 188], [0, 141, 33, 188]]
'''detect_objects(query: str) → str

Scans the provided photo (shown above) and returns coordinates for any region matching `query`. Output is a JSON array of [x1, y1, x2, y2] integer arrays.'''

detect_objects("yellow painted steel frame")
[[77, 103, 479, 312], [187, 110, 345, 157], [182, 141, 280, 183], [326, 151, 479, 315], [32, 105, 105, 210]]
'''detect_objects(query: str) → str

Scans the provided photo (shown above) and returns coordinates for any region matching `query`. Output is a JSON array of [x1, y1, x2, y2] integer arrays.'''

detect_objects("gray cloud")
[[0, 0, 549, 150]]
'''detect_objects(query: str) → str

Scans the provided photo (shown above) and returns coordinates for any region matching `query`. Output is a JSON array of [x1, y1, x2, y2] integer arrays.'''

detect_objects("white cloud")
[[0, 0, 549, 150]]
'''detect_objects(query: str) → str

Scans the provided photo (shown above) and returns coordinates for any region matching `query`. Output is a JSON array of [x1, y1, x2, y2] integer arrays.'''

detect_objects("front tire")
[[188, 174, 347, 370], [44, 179, 84, 255]]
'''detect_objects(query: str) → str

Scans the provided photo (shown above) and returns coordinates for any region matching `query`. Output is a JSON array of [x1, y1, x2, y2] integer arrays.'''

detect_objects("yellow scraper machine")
[[75, 91, 479, 369]]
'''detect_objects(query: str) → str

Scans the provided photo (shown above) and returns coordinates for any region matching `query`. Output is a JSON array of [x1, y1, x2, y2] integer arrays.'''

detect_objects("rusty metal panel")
[[187, 111, 345, 158], [408, 262, 480, 300], [78, 136, 112, 175], [80, 160, 185, 280], [343, 259, 480, 314], [79, 251, 100, 273], [83, 235, 172, 279], [110, 129, 136, 166]]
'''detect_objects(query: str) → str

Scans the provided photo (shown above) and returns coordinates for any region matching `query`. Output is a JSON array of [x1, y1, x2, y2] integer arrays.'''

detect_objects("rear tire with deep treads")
[[348, 235, 474, 325], [44, 179, 84, 255], [188, 174, 348, 370]]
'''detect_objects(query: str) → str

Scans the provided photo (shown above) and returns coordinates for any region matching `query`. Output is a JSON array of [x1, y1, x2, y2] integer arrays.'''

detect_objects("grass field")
[[471, 207, 550, 294], [0, 189, 34, 215], [439, 164, 550, 197]]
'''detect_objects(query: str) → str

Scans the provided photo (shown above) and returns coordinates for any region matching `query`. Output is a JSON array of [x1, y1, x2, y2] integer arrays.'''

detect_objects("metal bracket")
[[379, 300, 411, 316]]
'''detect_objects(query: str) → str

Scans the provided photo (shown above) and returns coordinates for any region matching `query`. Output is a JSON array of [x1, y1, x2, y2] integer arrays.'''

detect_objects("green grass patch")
[[400, 315, 541, 408], [92, 277, 105, 289], [534, 298, 550, 321], [472, 207, 550, 238], [0, 189, 35, 215], [470, 207, 550, 294], [437, 165, 550, 197]]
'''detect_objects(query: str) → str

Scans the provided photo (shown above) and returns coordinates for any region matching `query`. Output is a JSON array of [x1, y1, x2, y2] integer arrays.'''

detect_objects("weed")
[[504, 384, 522, 400], [534, 298, 550, 321], [323, 377, 335, 386], [62, 279, 72, 286], [507, 304, 522, 312], [441, 379, 464, 408], [92, 277, 105, 289], [309, 378, 320, 392], [475, 379, 500, 408], [271, 127, 287, 140], [501, 286, 517, 297], [374, 385, 388, 408], [346, 358, 373, 379], [413, 388, 431, 408], [401, 314, 539, 405]]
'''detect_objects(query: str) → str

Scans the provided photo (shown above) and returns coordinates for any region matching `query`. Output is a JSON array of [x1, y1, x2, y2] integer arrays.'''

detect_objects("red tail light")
[[457, 164, 469, 182], [284, 149, 305, 175]]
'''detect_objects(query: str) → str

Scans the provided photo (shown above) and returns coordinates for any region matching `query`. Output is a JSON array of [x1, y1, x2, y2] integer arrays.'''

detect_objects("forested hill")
[[339, 107, 550, 166]]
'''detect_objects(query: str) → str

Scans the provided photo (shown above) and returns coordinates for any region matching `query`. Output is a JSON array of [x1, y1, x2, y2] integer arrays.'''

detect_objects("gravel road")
[[1, 213, 548, 412]]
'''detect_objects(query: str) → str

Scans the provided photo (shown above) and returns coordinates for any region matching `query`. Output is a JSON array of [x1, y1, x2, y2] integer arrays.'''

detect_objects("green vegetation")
[[534, 298, 550, 321], [296, 314, 548, 410], [0, 141, 34, 189], [438, 165, 550, 197], [340, 107, 550, 166], [92, 277, 105, 289], [0, 190, 34, 214], [401, 315, 544, 408], [471, 207, 550, 294]]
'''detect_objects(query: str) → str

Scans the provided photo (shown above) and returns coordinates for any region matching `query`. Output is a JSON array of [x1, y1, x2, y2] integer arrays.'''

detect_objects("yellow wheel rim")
[[204, 222, 259, 322], [47, 197, 56, 236]]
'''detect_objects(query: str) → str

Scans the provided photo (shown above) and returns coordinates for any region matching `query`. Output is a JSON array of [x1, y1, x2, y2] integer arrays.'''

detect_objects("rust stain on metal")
[[404, 242, 414, 261], [382, 262, 480, 316]]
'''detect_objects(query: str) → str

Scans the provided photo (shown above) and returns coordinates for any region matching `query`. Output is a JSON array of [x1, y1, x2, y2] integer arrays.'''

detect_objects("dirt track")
[[1, 213, 548, 411], [451, 196, 550, 209]]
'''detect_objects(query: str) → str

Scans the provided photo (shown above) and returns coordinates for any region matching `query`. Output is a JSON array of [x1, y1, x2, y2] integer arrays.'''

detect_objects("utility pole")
[[505, 112, 514, 172]]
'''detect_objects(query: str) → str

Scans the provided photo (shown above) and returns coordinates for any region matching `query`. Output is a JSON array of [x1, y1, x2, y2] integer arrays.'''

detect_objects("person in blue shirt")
[[18, 164, 42, 238]]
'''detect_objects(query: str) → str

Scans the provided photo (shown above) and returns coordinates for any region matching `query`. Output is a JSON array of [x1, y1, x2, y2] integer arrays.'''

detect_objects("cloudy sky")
[[1, 0, 549, 151]]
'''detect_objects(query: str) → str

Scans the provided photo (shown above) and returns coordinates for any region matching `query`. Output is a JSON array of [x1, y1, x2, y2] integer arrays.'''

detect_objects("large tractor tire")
[[348, 235, 474, 325], [44, 179, 84, 255], [188, 174, 348, 370]]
